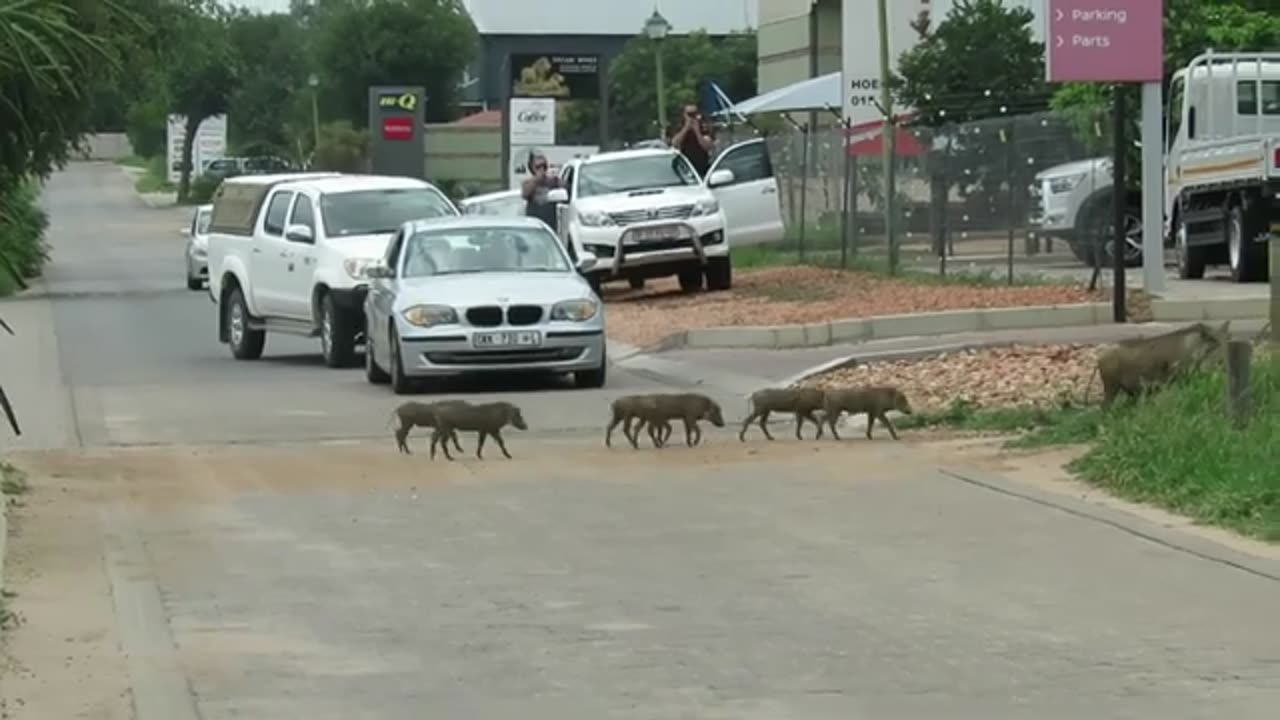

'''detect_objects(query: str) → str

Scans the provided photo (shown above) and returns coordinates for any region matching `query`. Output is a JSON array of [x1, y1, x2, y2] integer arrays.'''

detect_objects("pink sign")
[[1046, 0, 1164, 83]]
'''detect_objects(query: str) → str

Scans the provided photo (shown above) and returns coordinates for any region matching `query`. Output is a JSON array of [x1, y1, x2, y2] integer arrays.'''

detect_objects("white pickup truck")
[[548, 138, 785, 292], [1031, 51, 1280, 282], [205, 173, 461, 367], [1167, 51, 1280, 282]]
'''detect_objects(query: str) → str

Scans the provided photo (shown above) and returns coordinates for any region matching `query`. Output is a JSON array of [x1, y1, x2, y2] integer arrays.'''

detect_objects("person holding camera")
[[669, 104, 714, 178]]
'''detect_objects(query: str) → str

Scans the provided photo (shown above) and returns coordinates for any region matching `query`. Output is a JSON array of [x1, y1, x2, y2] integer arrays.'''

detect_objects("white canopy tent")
[[716, 71, 842, 116]]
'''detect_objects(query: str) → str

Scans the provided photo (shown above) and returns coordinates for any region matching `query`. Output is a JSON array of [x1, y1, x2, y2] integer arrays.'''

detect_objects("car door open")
[[706, 139, 786, 247]]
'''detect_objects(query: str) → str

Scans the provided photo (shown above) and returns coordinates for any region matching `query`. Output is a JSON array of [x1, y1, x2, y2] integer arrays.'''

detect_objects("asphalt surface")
[[1, 163, 1278, 719]]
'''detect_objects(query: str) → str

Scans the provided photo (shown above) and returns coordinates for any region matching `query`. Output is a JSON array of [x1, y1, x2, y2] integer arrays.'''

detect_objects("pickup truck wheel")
[[704, 257, 732, 291], [1066, 237, 1096, 267], [574, 345, 607, 389], [1174, 211, 1206, 280], [226, 287, 265, 360], [1226, 202, 1268, 283], [677, 269, 704, 293], [320, 293, 358, 368], [388, 325, 417, 395], [364, 331, 390, 384]]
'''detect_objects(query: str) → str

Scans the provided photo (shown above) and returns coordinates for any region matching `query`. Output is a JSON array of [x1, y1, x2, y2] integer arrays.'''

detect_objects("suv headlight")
[[578, 210, 615, 227], [402, 304, 458, 327], [343, 257, 380, 279], [550, 298, 599, 322], [1047, 172, 1087, 194], [691, 198, 719, 216]]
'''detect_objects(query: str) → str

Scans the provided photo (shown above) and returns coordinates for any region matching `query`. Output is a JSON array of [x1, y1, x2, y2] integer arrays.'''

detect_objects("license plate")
[[472, 330, 542, 348], [626, 224, 690, 244]]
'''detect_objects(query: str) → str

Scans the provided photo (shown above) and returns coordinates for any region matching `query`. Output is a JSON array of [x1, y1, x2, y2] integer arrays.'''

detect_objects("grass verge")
[[910, 351, 1280, 541], [133, 155, 175, 194], [1, 461, 29, 496]]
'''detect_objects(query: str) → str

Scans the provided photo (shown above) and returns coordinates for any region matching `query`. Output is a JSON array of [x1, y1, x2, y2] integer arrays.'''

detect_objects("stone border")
[[637, 297, 1271, 353], [660, 303, 1114, 351], [1150, 297, 1270, 322]]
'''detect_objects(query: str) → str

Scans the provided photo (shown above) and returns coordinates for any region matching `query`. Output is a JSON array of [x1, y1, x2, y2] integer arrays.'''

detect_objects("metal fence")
[[725, 108, 1121, 285]]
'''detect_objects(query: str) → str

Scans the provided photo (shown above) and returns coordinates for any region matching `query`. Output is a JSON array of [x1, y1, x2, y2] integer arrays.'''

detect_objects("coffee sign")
[[509, 97, 556, 146]]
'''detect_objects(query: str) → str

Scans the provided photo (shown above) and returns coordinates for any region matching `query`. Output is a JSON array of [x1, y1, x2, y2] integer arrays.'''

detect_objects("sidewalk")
[[614, 318, 1270, 393]]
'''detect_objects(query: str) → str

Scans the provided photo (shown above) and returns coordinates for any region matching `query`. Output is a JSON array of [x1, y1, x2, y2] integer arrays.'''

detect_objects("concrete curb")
[[1150, 297, 1270, 322], [656, 303, 1114, 352], [938, 464, 1280, 582]]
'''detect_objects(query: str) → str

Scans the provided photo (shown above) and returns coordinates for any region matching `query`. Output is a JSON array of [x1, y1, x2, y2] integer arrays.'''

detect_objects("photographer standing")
[[669, 104, 714, 178]]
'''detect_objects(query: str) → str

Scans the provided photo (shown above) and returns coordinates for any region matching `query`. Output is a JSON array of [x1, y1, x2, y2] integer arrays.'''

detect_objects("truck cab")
[[206, 173, 461, 367], [1165, 51, 1280, 282]]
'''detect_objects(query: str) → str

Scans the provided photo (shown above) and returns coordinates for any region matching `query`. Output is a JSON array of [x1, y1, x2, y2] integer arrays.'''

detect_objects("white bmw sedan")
[[362, 215, 606, 394]]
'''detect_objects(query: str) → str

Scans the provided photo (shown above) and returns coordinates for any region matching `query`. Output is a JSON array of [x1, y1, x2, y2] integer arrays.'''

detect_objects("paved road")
[[2, 164, 1278, 720], [12, 163, 710, 449]]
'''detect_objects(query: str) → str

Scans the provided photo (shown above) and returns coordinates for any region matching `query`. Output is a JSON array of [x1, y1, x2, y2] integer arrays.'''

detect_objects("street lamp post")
[[308, 73, 321, 155], [644, 9, 671, 140]]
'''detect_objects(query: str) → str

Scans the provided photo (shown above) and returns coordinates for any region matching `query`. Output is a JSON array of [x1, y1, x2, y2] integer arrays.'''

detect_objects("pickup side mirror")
[[707, 169, 735, 188], [284, 223, 314, 244], [365, 264, 395, 280], [576, 250, 598, 272], [546, 188, 569, 204]]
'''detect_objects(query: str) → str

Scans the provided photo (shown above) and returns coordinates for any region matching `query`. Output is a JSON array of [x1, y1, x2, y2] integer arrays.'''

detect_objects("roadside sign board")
[[1045, 0, 1163, 83], [367, 85, 426, 178]]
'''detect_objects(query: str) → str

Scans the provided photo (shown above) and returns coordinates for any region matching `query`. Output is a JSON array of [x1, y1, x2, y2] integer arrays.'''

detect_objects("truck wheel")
[[628, 276, 646, 290], [1066, 238, 1096, 267], [1174, 211, 1206, 280], [677, 269, 704, 293], [705, 257, 732, 291], [1226, 202, 1268, 283], [320, 293, 358, 368], [226, 286, 265, 360]]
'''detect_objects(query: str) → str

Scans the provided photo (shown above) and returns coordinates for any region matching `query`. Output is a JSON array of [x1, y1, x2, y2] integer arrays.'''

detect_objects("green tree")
[[310, 0, 477, 127], [163, 1, 237, 202], [893, 0, 1048, 253], [225, 8, 310, 156], [604, 30, 757, 143]]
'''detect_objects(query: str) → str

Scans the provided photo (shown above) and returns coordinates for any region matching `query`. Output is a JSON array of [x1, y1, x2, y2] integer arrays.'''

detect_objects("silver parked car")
[[458, 188, 526, 218], [362, 215, 606, 394], [183, 203, 214, 290]]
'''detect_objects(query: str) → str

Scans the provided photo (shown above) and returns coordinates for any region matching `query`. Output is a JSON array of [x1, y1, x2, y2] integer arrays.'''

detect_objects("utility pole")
[[876, 0, 898, 274]]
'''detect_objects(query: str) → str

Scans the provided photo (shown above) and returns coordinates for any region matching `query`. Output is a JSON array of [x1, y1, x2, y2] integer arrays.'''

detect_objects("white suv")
[[206, 173, 460, 367], [549, 147, 739, 292]]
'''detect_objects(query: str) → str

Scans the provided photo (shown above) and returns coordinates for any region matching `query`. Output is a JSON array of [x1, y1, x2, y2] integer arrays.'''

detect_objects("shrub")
[[0, 180, 51, 292], [312, 121, 369, 173], [188, 174, 223, 204]]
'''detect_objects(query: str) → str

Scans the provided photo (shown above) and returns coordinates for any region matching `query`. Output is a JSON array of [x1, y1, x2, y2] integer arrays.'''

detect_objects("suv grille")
[[506, 305, 543, 326], [465, 306, 503, 327], [608, 204, 694, 226]]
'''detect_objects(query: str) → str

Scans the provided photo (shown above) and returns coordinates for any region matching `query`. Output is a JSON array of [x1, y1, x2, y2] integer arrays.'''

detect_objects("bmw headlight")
[[578, 210, 615, 227], [1047, 172, 1087, 194], [550, 298, 599, 322], [343, 257, 381, 279], [691, 198, 720, 216], [402, 304, 458, 327]]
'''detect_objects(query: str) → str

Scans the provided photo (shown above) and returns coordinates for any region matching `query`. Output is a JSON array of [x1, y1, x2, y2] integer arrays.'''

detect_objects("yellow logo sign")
[[378, 92, 417, 112]]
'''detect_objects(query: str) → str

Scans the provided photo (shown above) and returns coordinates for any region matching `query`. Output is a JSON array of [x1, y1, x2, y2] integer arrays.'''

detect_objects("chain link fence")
[[730, 108, 1122, 285]]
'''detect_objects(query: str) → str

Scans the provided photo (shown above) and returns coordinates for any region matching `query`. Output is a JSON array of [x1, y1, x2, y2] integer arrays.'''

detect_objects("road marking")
[[585, 621, 653, 632], [104, 414, 140, 424], [319, 439, 360, 446], [275, 409, 328, 417], [101, 505, 202, 720]]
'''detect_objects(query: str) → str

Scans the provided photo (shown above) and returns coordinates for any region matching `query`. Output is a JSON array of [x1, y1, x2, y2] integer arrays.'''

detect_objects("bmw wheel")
[[365, 327, 390, 384], [388, 325, 416, 395]]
